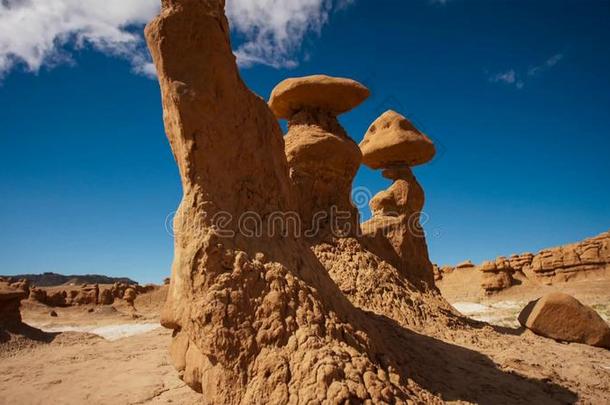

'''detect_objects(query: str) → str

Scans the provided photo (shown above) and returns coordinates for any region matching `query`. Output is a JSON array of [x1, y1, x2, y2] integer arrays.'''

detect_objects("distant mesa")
[[6, 272, 138, 287]]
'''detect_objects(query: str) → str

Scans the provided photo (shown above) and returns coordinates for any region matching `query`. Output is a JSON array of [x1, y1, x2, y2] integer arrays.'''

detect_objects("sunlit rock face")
[[359, 110, 438, 290], [269, 75, 368, 239], [146, 1, 458, 402]]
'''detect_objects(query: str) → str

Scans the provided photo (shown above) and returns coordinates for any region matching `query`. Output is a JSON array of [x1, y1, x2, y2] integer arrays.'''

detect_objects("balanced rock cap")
[[359, 110, 436, 170], [268, 75, 370, 119]]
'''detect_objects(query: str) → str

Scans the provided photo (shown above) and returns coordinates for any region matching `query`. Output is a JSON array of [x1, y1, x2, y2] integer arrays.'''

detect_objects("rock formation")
[[360, 110, 437, 288], [144, 1, 468, 402], [27, 282, 154, 307], [123, 288, 137, 305], [436, 231, 610, 295], [518, 292, 610, 349], [29, 287, 68, 307], [0, 278, 29, 327], [269, 75, 368, 237]]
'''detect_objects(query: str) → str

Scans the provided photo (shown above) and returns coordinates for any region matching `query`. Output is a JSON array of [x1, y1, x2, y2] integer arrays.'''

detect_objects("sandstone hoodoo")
[[145, 1, 463, 401], [145, 0, 603, 402], [518, 292, 610, 349], [360, 110, 437, 288], [0, 278, 29, 327], [269, 75, 368, 237]]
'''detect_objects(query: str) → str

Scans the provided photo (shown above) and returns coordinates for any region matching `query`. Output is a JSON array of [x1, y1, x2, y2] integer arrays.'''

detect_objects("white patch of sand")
[[452, 302, 490, 315], [34, 323, 161, 341], [452, 301, 524, 327]]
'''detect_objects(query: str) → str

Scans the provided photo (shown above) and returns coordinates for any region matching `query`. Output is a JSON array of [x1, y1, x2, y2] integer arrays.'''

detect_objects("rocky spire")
[[146, 2, 461, 402], [360, 110, 437, 288], [269, 75, 369, 238]]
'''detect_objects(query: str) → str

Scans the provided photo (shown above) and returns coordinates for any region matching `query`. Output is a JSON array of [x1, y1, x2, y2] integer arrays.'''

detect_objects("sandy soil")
[[1, 284, 609, 404], [0, 328, 200, 404], [1, 288, 200, 404]]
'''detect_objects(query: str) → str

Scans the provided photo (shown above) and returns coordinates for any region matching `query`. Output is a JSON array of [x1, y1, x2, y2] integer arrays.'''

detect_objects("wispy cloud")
[[488, 53, 564, 89], [226, 0, 354, 68], [489, 69, 524, 89], [528, 53, 563, 77], [0, 0, 160, 79]]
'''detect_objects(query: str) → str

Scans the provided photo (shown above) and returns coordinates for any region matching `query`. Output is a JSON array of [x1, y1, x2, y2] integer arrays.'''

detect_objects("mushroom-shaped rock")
[[518, 292, 610, 349], [269, 75, 369, 119], [269, 75, 369, 237], [360, 110, 435, 170]]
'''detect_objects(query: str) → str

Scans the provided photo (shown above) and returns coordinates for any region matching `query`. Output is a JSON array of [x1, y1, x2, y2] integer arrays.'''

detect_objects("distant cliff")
[[435, 230, 610, 296], [4, 272, 138, 287]]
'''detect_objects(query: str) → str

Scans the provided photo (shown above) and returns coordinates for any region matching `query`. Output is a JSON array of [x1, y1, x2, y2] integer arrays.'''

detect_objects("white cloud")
[[0, 0, 159, 79], [489, 53, 563, 89], [0, 0, 355, 78], [528, 53, 563, 77], [226, 0, 353, 68]]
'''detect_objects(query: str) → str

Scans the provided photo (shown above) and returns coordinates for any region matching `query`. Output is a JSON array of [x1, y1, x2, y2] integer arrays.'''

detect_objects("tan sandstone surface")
[[1, 0, 609, 403], [140, 0, 609, 403], [518, 292, 610, 348]]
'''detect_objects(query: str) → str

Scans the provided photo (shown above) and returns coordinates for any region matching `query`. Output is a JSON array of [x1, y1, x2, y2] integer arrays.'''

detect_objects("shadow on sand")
[[367, 312, 577, 404], [0, 322, 60, 345]]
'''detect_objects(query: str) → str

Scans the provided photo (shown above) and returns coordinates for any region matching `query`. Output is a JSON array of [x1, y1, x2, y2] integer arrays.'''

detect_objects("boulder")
[[518, 292, 610, 349], [360, 110, 436, 170]]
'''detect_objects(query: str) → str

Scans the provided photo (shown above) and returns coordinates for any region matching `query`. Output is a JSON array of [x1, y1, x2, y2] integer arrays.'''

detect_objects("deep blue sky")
[[1, 0, 609, 283]]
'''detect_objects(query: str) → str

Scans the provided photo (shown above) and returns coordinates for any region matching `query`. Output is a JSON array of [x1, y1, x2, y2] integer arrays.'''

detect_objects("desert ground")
[[1, 278, 609, 404], [0, 286, 200, 404]]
